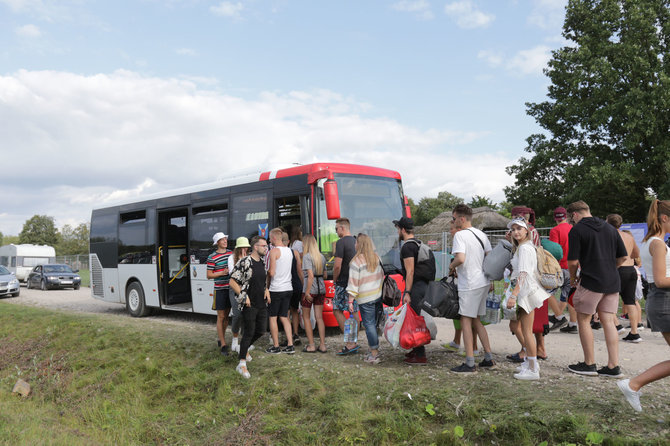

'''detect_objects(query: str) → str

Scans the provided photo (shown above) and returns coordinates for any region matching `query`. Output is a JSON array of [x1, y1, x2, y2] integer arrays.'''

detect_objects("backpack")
[[381, 267, 402, 307], [536, 244, 562, 290], [421, 276, 460, 319], [404, 239, 436, 282], [483, 239, 513, 281]]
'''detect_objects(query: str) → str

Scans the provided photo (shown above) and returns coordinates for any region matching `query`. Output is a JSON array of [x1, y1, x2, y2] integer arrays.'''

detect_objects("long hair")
[[643, 199, 670, 242], [233, 246, 248, 264], [510, 224, 532, 253], [302, 234, 323, 275], [354, 233, 379, 272]]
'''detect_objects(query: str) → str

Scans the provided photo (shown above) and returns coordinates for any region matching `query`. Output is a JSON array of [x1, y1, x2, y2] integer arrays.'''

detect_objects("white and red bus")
[[89, 163, 409, 325]]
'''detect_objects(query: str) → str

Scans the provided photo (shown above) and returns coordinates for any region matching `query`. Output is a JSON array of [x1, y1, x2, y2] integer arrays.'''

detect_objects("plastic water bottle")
[[343, 314, 358, 344], [485, 292, 501, 324], [383, 306, 395, 324]]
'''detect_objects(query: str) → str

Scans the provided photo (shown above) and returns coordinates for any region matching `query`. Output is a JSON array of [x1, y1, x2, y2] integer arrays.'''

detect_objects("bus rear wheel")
[[126, 282, 151, 317]]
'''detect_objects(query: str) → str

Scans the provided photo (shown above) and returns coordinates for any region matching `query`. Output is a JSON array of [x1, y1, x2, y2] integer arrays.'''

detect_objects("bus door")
[[275, 195, 310, 240], [158, 209, 192, 309]]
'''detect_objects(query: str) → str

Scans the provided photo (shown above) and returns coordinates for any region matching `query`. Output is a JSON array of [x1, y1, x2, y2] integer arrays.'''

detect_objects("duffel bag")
[[421, 276, 460, 319]]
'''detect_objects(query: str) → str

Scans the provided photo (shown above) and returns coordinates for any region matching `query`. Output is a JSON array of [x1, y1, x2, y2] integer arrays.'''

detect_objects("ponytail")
[[643, 199, 670, 241]]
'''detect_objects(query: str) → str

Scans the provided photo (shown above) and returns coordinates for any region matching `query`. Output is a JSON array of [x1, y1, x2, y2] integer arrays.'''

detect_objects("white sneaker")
[[516, 360, 528, 373], [617, 379, 642, 412], [514, 368, 540, 380], [246, 353, 252, 362], [236, 363, 250, 379], [231, 342, 240, 353]]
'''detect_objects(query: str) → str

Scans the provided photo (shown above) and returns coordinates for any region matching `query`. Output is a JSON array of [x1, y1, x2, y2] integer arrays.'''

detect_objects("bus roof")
[[93, 162, 402, 210]]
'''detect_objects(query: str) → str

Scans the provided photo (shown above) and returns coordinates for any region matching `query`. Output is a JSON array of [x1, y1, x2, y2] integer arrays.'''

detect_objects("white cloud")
[[15, 23, 41, 37], [527, 0, 567, 30], [210, 1, 244, 19], [391, 0, 434, 21], [444, 1, 494, 29], [477, 49, 503, 67], [506, 45, 551, 75], [0, 70, 512, 234], [176, 47, 197, 56]]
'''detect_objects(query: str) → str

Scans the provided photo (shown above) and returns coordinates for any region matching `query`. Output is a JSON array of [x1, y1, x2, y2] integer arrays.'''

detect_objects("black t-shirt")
[[567, 217, 627, 293], [248, 257, 267, 308], [400, 238, 420, 281], [335, 235, 356, 287]]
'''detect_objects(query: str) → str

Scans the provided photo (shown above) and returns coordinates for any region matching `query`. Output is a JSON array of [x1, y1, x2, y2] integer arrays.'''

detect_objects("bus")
[[0, 244, 57, 282], [89, 163, 409, 324]]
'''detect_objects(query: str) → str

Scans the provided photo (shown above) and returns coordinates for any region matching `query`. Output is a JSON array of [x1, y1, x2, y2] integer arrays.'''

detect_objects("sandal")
[[336, 345, 360, 356], [506, 353, 525, 363], [537, 355, 548, 360], [302, 346, 317, 353], [317, 347, 328, 354]]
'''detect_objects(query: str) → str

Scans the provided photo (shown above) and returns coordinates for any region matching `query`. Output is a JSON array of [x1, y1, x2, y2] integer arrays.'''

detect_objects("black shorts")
[[618, 266, 637, 306], [268, 290, 292, 317], [289, 289, 301, 310], [212, 288, 232, 311]]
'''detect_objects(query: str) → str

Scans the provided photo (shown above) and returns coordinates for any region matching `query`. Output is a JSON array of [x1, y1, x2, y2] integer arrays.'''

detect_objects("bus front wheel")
[[126, 282, 151, 317]]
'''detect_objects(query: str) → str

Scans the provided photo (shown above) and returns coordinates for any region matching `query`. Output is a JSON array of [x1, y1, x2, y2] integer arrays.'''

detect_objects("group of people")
[[205, 199, 670, 413]]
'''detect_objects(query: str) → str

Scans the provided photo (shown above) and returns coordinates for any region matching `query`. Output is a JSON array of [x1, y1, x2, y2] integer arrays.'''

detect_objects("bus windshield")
[[317, 174, 404, 268]]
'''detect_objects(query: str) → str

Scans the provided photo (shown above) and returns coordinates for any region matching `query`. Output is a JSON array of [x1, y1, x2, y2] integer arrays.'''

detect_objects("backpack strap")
[[466, 228, 486, 252]]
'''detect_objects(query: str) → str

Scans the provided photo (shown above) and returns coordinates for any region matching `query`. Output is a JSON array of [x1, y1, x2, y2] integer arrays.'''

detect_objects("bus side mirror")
[[323, 179, 341, 220]]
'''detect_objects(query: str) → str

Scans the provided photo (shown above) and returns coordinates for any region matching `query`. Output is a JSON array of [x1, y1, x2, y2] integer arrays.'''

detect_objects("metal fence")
[[55, 254, 89, 271]]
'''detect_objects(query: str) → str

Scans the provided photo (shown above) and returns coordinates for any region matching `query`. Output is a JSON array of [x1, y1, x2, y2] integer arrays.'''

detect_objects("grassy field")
[[0, 303, 668, 445]]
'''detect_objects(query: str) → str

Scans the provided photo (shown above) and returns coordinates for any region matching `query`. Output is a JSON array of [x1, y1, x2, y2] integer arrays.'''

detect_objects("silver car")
[[0, 265, 20, 297]]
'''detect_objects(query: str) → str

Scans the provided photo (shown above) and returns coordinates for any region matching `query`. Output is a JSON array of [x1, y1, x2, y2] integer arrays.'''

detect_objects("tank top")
[[269, 246, 293, 292], [640, 236, 670, 283]]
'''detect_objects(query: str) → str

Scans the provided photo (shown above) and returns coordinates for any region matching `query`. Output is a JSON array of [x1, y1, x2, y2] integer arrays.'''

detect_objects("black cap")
[[393, 216, 414, 230]]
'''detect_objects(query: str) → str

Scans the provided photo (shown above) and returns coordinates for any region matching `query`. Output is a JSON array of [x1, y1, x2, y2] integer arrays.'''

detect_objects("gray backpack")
[[483, 239, 513, 281]]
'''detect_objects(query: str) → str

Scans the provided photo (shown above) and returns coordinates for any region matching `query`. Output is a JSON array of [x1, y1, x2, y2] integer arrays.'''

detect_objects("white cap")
[[212, 232, 228, 245], [507, 217, 529, 231]]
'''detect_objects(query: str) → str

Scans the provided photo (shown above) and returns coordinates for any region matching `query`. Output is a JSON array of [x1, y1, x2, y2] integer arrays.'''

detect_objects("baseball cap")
[[507, 217, 529, 231], [212, 232, 228, 245], [554, 207, 567, 220], [393, 216, 414, 231]]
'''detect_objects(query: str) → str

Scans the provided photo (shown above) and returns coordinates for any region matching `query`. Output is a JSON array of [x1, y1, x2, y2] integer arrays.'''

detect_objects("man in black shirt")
[[566, 201, 627, 378], [230, 236, 270, 379], [332, 218, 357, 350]]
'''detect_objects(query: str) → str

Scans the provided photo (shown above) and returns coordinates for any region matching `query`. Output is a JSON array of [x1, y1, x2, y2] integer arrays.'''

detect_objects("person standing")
[[300, 234, 328, 353], [566, 201, 627, 377], [395, 216, 435, 365], [606, 214, 642, 343], [548, 207, 579, 333], [229, 236, 251, 354], [332, 218, 358, 354], [266, 228, 296, 354], [449, 204, 495, 372], [617, 200, 670, 412], [207, 232, 233, 356], [229, 236, 271, 379]]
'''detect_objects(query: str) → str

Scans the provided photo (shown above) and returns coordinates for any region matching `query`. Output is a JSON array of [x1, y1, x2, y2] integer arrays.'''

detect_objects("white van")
[[0, 244, 56, 282]]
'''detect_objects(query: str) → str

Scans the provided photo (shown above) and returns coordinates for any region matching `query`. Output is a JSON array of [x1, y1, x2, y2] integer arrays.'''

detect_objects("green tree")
[[0, 231, 3, 246], [3, 235, 19, 245], [505, 0, 670, 222], [57, 223, 90, 255], [19, 215, 60, 246], [468, 195, 497, 210], [412, 191, 464, 226]]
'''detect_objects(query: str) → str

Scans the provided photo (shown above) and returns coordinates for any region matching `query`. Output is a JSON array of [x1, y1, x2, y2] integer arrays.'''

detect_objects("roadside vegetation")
[[0, 303, 668, 445]]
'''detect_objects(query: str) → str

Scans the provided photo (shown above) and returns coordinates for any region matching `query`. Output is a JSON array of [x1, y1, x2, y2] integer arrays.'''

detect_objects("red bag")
[[399, 306, 432, 349]]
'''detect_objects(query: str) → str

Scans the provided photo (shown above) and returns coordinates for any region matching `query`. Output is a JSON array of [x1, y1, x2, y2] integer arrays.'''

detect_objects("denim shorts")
[[332, 285, 358, 313]]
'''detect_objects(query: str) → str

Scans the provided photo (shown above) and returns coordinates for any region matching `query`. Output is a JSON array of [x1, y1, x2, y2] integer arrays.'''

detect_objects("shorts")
[[458, 285, 489, 318], [559, 269, 571, 302], [301, 293, 325, 308], [268, 290, 292, 318], [618, 266, 637, 306], [332, 285, 359, 313], [572, 284, 618, 315], [647, 284, 670, 332], [212, 288, 232, 311], [290, 289, 301, 310]]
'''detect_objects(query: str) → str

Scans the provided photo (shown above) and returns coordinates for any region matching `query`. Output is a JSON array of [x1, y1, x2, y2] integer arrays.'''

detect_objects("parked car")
[[26, 264, 81, 290], [0, 265, 20, 297]]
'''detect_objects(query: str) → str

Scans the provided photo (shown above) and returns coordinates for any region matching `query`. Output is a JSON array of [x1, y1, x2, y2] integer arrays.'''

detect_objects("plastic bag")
[[481, 291, 501, 325], [420, 310, 438, 340], [501, 289, 517, 321], [384, 304, 407, 348], [399, 306, 432, 350]]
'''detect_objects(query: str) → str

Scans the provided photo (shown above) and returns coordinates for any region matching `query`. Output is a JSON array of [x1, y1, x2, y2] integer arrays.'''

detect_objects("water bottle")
[[343, 314, 358, 344], [383, 306, 395, 324]]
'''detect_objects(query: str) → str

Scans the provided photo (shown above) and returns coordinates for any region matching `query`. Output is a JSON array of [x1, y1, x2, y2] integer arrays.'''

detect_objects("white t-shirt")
[[452, 227, 492, 291]]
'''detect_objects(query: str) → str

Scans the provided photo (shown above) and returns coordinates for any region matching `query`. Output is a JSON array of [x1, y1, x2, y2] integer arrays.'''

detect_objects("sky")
[[0, 0, 569, 236]]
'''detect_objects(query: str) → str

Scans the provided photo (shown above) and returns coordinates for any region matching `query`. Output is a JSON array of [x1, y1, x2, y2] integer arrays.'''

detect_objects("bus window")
[[119, 211, 152, 264], [276, 196, 302, 237], [190, 204, 228, 264], [231, 191, 269, 240]]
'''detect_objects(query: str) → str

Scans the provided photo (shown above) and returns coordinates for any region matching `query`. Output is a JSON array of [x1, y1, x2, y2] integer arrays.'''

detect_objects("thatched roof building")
[[416, 206, 511, 234]]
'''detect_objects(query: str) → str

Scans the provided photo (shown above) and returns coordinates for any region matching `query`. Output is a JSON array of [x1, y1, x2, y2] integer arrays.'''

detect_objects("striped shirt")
[[347, 255, 383, 305], [207, 250, 232, 289]]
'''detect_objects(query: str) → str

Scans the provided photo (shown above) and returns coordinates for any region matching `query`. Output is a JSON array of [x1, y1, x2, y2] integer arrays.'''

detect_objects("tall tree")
[[412, 191, 464, 226], [505, 0, 670, 222], [19, 215, 60, 246], [57, 223, 90, 255], [468, 195, 497, 210]]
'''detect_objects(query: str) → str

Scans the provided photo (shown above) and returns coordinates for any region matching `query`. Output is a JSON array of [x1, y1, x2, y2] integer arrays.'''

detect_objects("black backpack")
[[380, 263, 402, 307], [405, 239, 436, 282]]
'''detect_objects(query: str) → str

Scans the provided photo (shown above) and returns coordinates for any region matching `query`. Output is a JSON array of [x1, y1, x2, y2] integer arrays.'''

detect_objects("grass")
[[0, 303, 669, 445], [77, 269, 90, 287]]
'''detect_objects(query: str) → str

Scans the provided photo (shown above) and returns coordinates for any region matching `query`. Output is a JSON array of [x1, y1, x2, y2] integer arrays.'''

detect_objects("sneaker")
[[451, 363, 476, 373], [246, 353, 252, 362], [236, 363, 250, 379], [549, 317, 568, 331], [616, 324, 626, 334], [293, 335, 302, 346], [568, 362, 597, 376], [478, 358, 496, 369], [619, 313, 629, 321], [231, 342, 240, 353], [282, 345, 295, 355], [404, 350, 417, 358], [516, 360, 529, 373], [265, 346, 281, 354], [560, 324, 578, 334], [220, 345, 229, 356], [617, 379, 642, 412], [549, 314, 558, 324], [364, 353, 380, 364], [622, 333, 642, 343], [279, 339, 289, 348], [514, 367, 540, 380], [597, 365, 623, 378], [404, 355, 427, 365], [442, 341, 461, 352], [629, 323, 645, 331], [591, 321, 602, 330]]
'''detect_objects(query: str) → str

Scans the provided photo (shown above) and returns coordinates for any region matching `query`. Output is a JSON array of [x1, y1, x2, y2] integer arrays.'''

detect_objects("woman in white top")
[[506, 218, 550, 380], [618, 200, 670, 412]]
